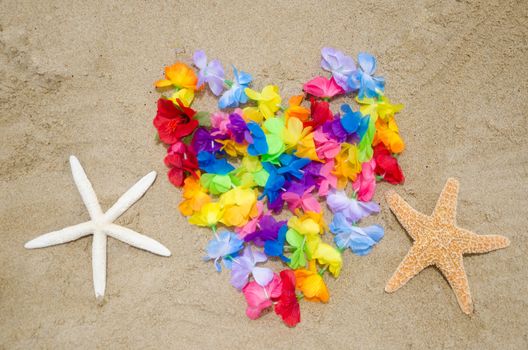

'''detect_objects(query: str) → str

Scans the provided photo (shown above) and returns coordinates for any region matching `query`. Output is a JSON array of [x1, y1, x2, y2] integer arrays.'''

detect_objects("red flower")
[[373, 143, 405, 184], [164, 142, 199, 187], [274, 270, 301, 327], [153, 98, 198, 144], [304, 98, 334, 130]]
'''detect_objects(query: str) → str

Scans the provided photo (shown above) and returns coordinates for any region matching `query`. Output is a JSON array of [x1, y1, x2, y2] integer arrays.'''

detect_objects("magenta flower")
[[303, 76, 344, 99], [352, 158, 377, 201]]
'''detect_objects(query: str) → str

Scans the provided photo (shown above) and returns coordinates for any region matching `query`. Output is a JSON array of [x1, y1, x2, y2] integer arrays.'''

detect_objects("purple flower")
[[191, 127, 225, 153], [230, 246, 274, 290], [326, 190, 380, 223], [321, 47, 357, 92], [227, 113, 249, 143], [244, 215, 287, 246], [193, 50, 225, 96]]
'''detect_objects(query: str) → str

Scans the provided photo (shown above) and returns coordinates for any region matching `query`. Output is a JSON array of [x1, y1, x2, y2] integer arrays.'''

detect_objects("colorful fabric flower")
[[294, 260, 330, 302], [274, 270, 300, 327], [164, 142, 199, 187], [230, 246, 274, 290], [244, 215, 286, 246], [284, 95, 310, 121], [352, 158, 376, 201], [219, 187, 258, 227], [193, 50, 225, 96], [303, 76, 344, 99], [219, 67, 252, 109], [326, 190, 380, 223], [189, 202, 224, 227], [320, 47, 357, 91], [282, 185, 321, 214], [347, 52, 385, 98], [373, 143, 405, 184], [204, 231, 244, 271], [330, 213, 384, 256], [153, 98, 198, 144], [245, 85, 282, 119], [374, 115, 405, 154], [155, 62, 198, 90], [178, 176, 211, 216], [242, 273, 282, 320], [197, 151, 234, 175], [264, 225, 290, 262], [312, 242, 343, 277]]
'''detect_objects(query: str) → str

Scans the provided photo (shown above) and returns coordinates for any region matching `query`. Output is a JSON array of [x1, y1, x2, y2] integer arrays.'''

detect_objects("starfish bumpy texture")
[[384, 178, 510, 314], [25, 156, 171, 300]]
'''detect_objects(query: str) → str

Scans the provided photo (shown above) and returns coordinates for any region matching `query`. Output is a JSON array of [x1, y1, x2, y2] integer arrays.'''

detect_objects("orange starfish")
[[384, 178, 510, 314]]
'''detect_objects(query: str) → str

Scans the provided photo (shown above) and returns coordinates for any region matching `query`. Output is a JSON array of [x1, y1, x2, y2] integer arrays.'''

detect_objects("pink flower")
[[242, 274, 282, 320], [352, 159, 376, 201], [210, 111, 230, 134], [314, 129, 341, 161], [319, 160, 338, 196], [303, 76, 345, 98]]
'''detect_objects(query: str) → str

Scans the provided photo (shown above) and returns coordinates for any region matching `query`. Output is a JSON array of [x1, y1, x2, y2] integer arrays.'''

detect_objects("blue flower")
[[204, 231, 244, 271], [347, 53, 385, 98], [246, 122, 268, 156], [260, 162, 286, 205], [197, 151, 234, 175], [218, 66, 252, 109], [330, 213, 384, 256], [277, 154, 310, 180], [264, 225, 290, 263], [340, 104, 370, 140]]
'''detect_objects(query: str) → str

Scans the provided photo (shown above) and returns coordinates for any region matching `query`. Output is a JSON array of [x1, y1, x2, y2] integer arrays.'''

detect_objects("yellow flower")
[[189, 202, 223, 227], [334, 143, 362, 188], [155, 62, 198, 90], [169, 88, 195, 107], [295, 132, 320, 161], [356, 95, 403, 122], [300, 211, 328, 233], [294, 260, 330, 303], [313, 243, 343, 277], [242, 106, 264, 123], [245, 85, 282, 119], [219, 187, 258, 227], [217, 139, 248, 157], [178, 176, 211, 216], [283, 117, 312, 151], [373, 115, 405, 154]]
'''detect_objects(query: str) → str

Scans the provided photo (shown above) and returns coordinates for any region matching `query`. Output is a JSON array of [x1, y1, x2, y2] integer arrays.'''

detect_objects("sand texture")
[[1, 0, 527, 349]]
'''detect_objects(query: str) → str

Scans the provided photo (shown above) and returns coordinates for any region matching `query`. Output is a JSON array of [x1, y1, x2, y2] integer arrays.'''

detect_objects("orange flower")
[[294, 260, 329, 303], [178, 176, 211, 216], [284, 95, 310, 121], [373, 115, 405, 154], [155, 62, 198, 90]]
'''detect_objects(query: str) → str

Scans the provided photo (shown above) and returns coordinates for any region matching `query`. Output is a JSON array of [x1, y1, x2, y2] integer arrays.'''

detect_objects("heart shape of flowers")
[[151, 48, 405, 327]]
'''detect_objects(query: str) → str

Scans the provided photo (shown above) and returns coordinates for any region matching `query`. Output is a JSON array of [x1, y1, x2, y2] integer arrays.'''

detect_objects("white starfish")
[[25, 155, 171, 300]]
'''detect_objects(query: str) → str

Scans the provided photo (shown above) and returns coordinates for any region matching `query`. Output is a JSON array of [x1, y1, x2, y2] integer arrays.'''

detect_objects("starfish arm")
[[70, 156, 103, 219], [432, 178, 459, 225], [459, 229, 510, 254], [385, 244, 433, 293], [104, 224, 171, 257], [385, 190, 430, 240], [437, 255, 473, 314], [102, 171, 157, 223], [24, 222, 94, 249], [92, 231, 107, 299]]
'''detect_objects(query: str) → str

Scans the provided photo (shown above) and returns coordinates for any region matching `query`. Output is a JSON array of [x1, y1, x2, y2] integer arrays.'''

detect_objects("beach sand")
[[1, 0, 527, 348]]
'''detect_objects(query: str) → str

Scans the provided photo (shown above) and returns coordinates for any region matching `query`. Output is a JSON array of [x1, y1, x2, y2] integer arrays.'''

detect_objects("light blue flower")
[[347, 52, 385, 98], [218, 66, 252, 109], [204, 231, 244, 272], [330, 213, 384, 256]]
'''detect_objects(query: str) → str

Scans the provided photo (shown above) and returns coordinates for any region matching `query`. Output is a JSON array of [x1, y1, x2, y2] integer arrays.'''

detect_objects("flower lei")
[[152, 47, 405, 327]]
